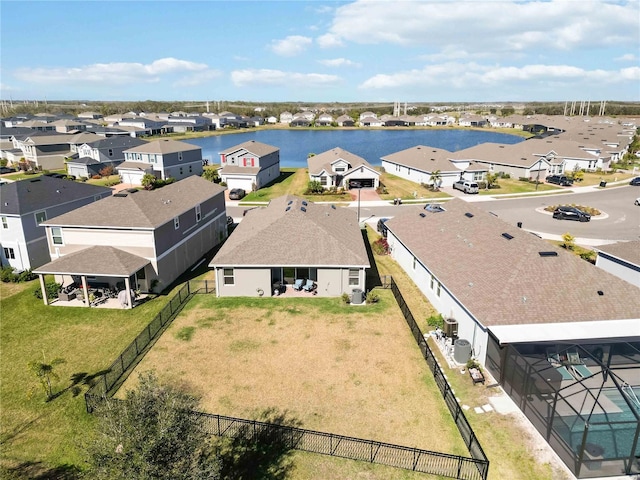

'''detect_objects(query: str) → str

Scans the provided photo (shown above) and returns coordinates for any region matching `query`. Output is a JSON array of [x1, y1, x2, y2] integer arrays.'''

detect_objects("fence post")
[[205, 279, 208, 294]]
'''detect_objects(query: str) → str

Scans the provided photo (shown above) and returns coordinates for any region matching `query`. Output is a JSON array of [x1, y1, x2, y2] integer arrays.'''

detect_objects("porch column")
[[38, 274, 48, 305], [81, 276, 90, 307], [124, 277, 133, 310]]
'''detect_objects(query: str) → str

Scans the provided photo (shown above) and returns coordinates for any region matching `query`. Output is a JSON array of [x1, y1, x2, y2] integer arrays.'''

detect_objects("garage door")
[[348, 178, 375, 189]]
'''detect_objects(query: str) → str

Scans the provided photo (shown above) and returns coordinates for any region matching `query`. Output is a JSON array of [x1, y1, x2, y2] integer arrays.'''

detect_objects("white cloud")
[[14, 57, 210, 85], [0, 82, 18, 92], [316, 33, 344, 48], [318, 58, 361, 68], [359, 62, 640, 91], [614, 53, 638, 62], [324, 0, 639, 56], [173, 70, 223, 87], [269, 36, 313, 56], [231, 69, 340, 88]]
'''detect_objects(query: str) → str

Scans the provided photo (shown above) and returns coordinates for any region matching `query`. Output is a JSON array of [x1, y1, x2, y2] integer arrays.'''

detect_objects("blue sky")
[[1, 0, 638, 103]]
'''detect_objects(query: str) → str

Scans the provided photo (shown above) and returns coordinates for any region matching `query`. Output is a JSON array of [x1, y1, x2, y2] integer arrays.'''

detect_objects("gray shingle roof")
[[123, 139, 201, 155], [596, 240, 640, 267], [385, 198, 640, 327], [42, 175, 225, 229], [34, 246, 149, 276], [381, 145, 485, 172], [0, 176, 112, 215], [308, 147, 373, 175], [211, 195, 370, 267], [220, 140, 279, 157]]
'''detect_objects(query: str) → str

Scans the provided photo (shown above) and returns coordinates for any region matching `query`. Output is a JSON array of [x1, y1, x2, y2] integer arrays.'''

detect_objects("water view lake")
[[184, 129, 525, 168]]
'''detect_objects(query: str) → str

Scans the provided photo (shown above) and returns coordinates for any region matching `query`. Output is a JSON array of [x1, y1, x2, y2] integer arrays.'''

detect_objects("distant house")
[[0, 176, 112, 272], [381, 145, 487, 187], [117, 139, 204, 186], [336, 115, 355, 127], [279, 112, 293, 124], [458, 115, 487, 127], [218, 140, 280, 191], [210, 195, 369, 297], [359, 116, 384, 127], [595, 241, 640, 288], [14, 133, 74, 170], [34, 176, 227, 306], [308, 147, 380, 190], [51, 119, 88, 133], [65, 136, 146, 179]]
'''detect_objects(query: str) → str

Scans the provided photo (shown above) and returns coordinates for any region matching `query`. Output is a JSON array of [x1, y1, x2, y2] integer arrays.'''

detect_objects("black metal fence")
[[84, 276, 488, 480], [195, 412, 488, 480], [85, 280, 215, 410], [387, 276, 489, 479]]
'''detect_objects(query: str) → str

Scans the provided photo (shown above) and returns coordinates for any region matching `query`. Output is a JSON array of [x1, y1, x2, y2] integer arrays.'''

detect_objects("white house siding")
[[67, 164, 89, 179], [255, 164, 280, 189], [595, 255, 640, 288], [48, 228, 155, 260], [388, 230, 489, 364], [0, 216, 32, 271], [222, 175, 254, 192], [163, 162, 203, 181], [380, 161, 465, 187]]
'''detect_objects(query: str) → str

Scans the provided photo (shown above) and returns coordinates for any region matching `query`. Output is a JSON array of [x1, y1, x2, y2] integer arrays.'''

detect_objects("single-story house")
[[308, 147, 380, 190], [210, 195, 370, 298], [383, 198, 640, 478], [380, 145, 487, 187], [218, 140, 280, 191], [34, 176, 227, 307]]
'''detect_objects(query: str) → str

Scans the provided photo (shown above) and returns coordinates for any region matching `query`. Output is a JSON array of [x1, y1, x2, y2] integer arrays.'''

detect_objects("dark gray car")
[[552, 206, 590, 222]]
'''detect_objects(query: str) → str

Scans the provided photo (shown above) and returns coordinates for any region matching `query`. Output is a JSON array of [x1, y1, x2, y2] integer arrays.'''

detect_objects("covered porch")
[[33, 246, 151, 309]]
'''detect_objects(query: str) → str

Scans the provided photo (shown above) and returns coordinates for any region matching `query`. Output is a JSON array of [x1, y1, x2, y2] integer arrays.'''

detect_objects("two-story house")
[[65, 136, 147, 179], [218, 140, 280, 191], [14, 133, 74, 170], [308, 147, 380, 190], [117, 139, 204, 186], [0, 176, 112, 272], [33, 176, 227, 307]]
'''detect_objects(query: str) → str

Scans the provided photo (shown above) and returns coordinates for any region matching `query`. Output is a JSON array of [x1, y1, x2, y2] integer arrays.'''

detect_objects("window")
[[223, 268, 234, 285], [35, 211, 47, 224], [195, 204, 201, 222], [51, 227, 63, 245], [430, 274, 435, 290], [1, 217, 7, 229], [320, 176, 327, 186], [179, 167, 183, 176], [3, 247, 15, 259], [108, 149, 113, 157], [335, 166, 345, 172], [348, 268, 359, 286], [436, 282, 441, 297], [178, 152, 183, 161], [174, 217, 180, 230], [189, 165, 193, 173]]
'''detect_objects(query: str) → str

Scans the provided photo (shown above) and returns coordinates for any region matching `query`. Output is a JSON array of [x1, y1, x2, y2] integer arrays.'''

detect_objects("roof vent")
[[597, 290, 604, 296], [300, 207, 306, 212], [538, 251, 558, 257], [502, 233, 514, 240], [419, 212, 426, 218], [331, 205, 336, 209], [30, 178, 41, 183], [465, 212, 474, 218], [287, 200, 293, 205], [302, 201, 308, 206], [285, 206, 291, 212], [114, 193, 128, 197]]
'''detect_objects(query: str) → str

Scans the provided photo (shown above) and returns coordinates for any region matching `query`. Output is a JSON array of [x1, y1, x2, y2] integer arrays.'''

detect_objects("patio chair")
[[302, 279, 315, 292], [293, 279, 304, 291]]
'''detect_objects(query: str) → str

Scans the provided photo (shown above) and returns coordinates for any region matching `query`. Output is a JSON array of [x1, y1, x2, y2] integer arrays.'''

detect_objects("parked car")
[[546, 175, 573, 186], [635, 198, 640, 206], [453, 180, 479, 194], [552, 206, 591, 222], [630, 177, 640, 186], [377, 218, 390, 237], [228, 188, 246, 200]]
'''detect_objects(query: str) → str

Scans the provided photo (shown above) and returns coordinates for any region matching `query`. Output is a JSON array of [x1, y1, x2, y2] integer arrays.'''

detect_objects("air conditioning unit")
[[444, 318, 458, 338]]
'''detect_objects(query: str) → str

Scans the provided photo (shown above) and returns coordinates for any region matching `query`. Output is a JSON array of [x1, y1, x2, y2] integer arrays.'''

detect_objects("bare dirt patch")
[[119, 293, 467, 455]]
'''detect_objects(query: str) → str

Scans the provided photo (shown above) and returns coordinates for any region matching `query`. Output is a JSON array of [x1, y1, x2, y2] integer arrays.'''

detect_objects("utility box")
[[454, 339, 472, 364], [351, 288, 364, 304], [444, 318, 458, 338]]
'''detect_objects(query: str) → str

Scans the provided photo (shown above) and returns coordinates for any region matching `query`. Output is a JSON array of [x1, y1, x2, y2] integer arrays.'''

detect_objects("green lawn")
[[0, 282, 174, 476], [478, 178, 560, 195]]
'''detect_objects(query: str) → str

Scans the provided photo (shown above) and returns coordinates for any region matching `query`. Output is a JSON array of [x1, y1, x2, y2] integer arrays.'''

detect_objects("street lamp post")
[[535, 159, 542, 191]]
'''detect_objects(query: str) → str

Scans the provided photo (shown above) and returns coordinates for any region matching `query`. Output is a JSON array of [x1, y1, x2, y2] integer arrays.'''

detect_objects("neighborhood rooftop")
[[385, 198, 640, 328]]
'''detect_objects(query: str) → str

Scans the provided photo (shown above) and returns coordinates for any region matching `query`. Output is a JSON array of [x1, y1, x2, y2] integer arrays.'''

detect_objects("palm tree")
[[430, 170, 442, 191]]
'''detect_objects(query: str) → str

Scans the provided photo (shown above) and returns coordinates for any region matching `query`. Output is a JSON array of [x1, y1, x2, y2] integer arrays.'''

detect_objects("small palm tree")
[[430, 170, 442, 191], [28, 353, 65, 401]]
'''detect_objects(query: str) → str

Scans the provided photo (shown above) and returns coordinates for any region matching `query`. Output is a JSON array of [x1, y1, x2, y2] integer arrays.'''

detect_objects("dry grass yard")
[[120, 291, 467, 457]]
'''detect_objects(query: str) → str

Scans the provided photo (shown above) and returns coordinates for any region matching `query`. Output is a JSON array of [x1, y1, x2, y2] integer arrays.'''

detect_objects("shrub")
[[305, 180, 324, 194], [372, 237, 389, 255], [91, 174, 102, 180], [426, 313, 444, 329], [341, 293, 351, 304], [99, 165, 115, 177], [1, 267, 36, 283], [365, 291, 379, 304], [34, 281, 61, 300], [466, 359, 482, 371]]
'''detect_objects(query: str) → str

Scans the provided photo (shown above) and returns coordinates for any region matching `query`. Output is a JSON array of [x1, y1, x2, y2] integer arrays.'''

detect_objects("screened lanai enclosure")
[[486, 338, 640, 478]]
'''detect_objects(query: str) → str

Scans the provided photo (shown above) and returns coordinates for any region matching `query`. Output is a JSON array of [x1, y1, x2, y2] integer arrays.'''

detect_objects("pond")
[[184, 128, 525, 168]]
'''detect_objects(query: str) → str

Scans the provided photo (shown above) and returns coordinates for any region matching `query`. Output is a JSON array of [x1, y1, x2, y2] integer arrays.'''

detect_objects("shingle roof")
[[385, 198, 640, 327], [34, 246, 149, 277], [42, 175, 225, 229], [220, 140, 279, 157], [381, 145, 485, 172], [0, 176, 112, 215], [210, 195, 370, 267], [596, 241, 640, 267], [123, 139, 201, 155], [308, 147, 372, 175]]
